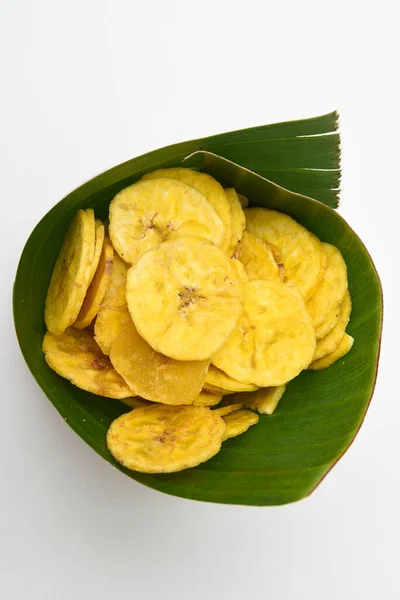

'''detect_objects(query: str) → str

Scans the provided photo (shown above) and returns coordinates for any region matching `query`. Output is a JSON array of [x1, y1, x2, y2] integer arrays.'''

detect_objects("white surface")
[[1, 1, 399, 599]]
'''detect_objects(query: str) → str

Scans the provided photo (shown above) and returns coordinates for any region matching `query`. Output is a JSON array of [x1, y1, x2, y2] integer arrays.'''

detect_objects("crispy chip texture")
[[306, 243, 348, 337], [110, 321, 209, 405], [109, 178, 224, 264], [107, 404, 226, 473], [235, 231, 281, 282], [222, 410, 259, 440], [193, 390, 223, 407], [212, 280, 316, 387], [94, 254, 131, 355], [126, 237, 244, 361], [241, 385, 286, 415], [245, 208, 323, 300], [308, 333, 354, 371], [42, 328, 132, 398], [142, 168, 231, 252], [313, 292, 352, 360], [206, 365, 259, 392], [45, 209, 95, 334], [89, 219, 105, 284], [225, 188, 246, 256], [213, 403, 243, 417], [74, 236, 114, 330]]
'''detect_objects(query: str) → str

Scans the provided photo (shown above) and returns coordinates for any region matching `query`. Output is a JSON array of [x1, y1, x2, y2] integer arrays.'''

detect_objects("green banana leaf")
[[13, 112, 382, 505]]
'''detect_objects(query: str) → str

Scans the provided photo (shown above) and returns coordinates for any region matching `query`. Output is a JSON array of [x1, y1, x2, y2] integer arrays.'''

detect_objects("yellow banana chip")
[[42, 328, 132, 399], [222, 410, 259, 440], [109, 178, 224, 264], [213, 403, 243, 417], [240, 385, 286, 415], [110, 321, 209, 405], [306, 243, 348, 337], [193, 390, 223, 407], [45, 209, 95, 334], [202, 383, 235, 396], [308, 333, 354, 371], [313, 292, 352, 360], [225, 188, 246, 256], [126, 237, 244, 361], [142, 168, 231, 252], [245, 208, 324, 300], [212, 280, 316, 387], [235, 231, 281, 282], [94, 254, 131, 355], [88, 219, 105, 284], [206, 365, 259, 392], [74, 236, 114, 330], [106, 404, 226, 473]]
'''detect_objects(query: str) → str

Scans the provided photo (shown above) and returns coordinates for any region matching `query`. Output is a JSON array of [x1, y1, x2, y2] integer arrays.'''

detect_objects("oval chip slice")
[[213, 403, 243, 417], [313, 292, 352, 360], [94, 254, 132, 355], [142, 168, 232, 252], [109, 178, 224, 265], [74, 236, 114, 330], [308, 332, 354, 371], [245, 208, 324, 300], [88, 219, 105, 284], [206, 365, 259, 393], [45, 208, 96, 334], [222, 410, 259, 441], [240, 385, 287, 415], [235, 231, 281, 282], [110, 321, 209, 405], [193, 390, 223, 407], [126, 237, 244, 361], [225, 188, 246, 256], [306, 243, 348, 336], [42, 328, 132, 399], [106, 404, 226, 473], [212, 280, 316, 387]]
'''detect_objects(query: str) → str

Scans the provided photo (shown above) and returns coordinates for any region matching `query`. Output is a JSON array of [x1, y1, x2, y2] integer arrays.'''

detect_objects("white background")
[[1, 1, 399, 599]]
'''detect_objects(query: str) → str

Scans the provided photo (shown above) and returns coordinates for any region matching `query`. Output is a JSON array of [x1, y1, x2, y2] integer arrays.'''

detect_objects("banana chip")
[[126, 237, 244, 361], [193, 390, 223, 407], [245, 208, 324, 300], [306, 243, 348, 337], [110, 321, 209, 405], [212, 280, 316, 387], [225, 188, 246, 256], [142, 168, 232, 252], [206, 365, 259, 393], [241, 385, 286, 415], [308, 333, 354, 371], [74, 236, 114, 330], [94, 254, 131, 355], [213, 403, 243, 417], [88, 219, 105, 284], [120, 397, 151, 409], [222, 410, 259, 440], [42, 328, 132, 399], [235, 231, 281, 282], [313, 292, 352, 360], [202, 383, 235, 396], [107, 404, 226, 473], [109, 178, 224, 264], [45, 209, 95, 334]]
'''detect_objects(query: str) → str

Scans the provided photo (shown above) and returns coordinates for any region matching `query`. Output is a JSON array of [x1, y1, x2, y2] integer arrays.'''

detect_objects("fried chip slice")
[[42, 328, 132, 399], [193, 390, 223, 407], [94, 254, 131, 355], [126, 237, 244, 361], [73, 237, 114, 330], [306, 243, 348, 337], [212, 280, 316, 387], [202, 383, 235, 396], [308, 333, 354, 371], [109, 178, 224, 264], [225, 188, 246, 256], [313, 292, 352, 360], [142, 168, 231, 252], [213, 403, 243, 417], [106, 404, 226, 473], [240, 385, 287, 415], [110, 321, 209, 405], [45, 208, 95, 334], [245, 208, 324, 300], [235, 231, 281, 282], [88, 219, 105, 284], [222, 410, 259, 441], [206, 365, 259, 393]]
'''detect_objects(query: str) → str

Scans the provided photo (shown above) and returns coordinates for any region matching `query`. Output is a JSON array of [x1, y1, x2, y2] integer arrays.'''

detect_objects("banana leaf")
[[13, 112, 382, 505]]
